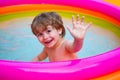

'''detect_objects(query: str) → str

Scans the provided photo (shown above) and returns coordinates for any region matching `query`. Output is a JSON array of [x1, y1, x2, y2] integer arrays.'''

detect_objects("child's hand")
[[67, 15, 92, 40]]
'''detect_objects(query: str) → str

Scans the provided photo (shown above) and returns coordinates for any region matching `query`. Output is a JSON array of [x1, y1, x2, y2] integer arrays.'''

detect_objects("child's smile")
[[44, 39, 53, 44], [43, 38, 54, 47], [37, 25, 62, 48]]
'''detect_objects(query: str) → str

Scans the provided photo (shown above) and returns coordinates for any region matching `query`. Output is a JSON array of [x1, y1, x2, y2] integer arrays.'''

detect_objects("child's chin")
[[45, 44, 54, 48]]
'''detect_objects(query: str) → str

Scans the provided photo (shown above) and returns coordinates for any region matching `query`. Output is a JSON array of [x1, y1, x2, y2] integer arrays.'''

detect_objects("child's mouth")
[[44, 39, 53, 44]]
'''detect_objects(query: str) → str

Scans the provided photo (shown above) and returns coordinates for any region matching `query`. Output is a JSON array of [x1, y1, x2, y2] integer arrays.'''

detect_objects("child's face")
[[37, 25, 62, 48]]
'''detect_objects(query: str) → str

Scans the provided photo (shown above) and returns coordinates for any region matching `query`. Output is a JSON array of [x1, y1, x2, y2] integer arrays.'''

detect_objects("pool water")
[[0, 17, 120, 62]]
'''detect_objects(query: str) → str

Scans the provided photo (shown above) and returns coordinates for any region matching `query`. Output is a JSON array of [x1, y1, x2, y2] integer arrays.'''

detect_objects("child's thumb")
[[66, 25, 72, 34]]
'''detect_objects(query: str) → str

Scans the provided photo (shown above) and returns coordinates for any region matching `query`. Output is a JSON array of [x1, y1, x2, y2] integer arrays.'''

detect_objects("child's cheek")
[[38, 37, 43, 43]]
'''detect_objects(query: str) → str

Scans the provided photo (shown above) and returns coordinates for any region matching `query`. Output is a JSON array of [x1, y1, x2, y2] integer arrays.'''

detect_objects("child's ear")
[[58, 28, 62, 35]]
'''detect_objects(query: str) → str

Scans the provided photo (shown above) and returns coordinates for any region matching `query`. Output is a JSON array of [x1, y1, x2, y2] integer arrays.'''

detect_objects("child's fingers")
[[80, 16, 85, 25], [85, 22, 92, 30], [72, 15, 76, 28], [76, 14, 80, 24]]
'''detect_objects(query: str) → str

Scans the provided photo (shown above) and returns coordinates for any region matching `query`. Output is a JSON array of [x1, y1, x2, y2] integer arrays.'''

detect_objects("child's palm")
[[67, 15, 91, 40]]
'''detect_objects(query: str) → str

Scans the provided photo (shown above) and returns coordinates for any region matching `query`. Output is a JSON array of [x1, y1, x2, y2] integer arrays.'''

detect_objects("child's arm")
[[32, 48, 47, 62], [66, 15, 91, 53]]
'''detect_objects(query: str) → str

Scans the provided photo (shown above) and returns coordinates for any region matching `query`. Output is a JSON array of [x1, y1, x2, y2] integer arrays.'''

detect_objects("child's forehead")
[[38, 25, 54, 32], [47, 25, 53, 29]]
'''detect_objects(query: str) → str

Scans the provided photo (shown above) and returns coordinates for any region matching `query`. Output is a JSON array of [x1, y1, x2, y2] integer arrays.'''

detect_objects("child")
[[31, 12, 91, 62]]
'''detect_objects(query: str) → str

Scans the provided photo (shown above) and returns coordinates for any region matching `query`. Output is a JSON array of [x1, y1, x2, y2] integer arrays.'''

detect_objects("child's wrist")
[[74, 37, 84, 42]]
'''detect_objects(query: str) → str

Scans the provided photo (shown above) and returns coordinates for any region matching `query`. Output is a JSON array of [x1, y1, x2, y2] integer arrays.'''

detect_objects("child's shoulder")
[[64, 39, 72, 43], [63, 39, 73, 47]]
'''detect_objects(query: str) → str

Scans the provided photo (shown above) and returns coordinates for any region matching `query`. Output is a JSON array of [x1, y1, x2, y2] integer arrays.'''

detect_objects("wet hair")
[[31, 12, 65, 37]]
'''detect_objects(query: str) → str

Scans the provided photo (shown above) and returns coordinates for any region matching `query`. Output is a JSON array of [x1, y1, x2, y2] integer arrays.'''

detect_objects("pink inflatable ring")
[[0, 0, 120, 80]]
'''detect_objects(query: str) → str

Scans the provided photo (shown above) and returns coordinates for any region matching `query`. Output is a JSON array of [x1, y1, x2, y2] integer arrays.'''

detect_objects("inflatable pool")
[[0, 0, 120, 80]]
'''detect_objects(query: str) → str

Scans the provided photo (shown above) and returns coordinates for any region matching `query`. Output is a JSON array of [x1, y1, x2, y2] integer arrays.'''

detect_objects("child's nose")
[[43, 33, 49, 39]]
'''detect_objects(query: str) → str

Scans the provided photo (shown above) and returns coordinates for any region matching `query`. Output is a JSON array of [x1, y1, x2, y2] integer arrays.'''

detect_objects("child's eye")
[[37, 33, 43, 37], [47, 30, 51, 33]]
